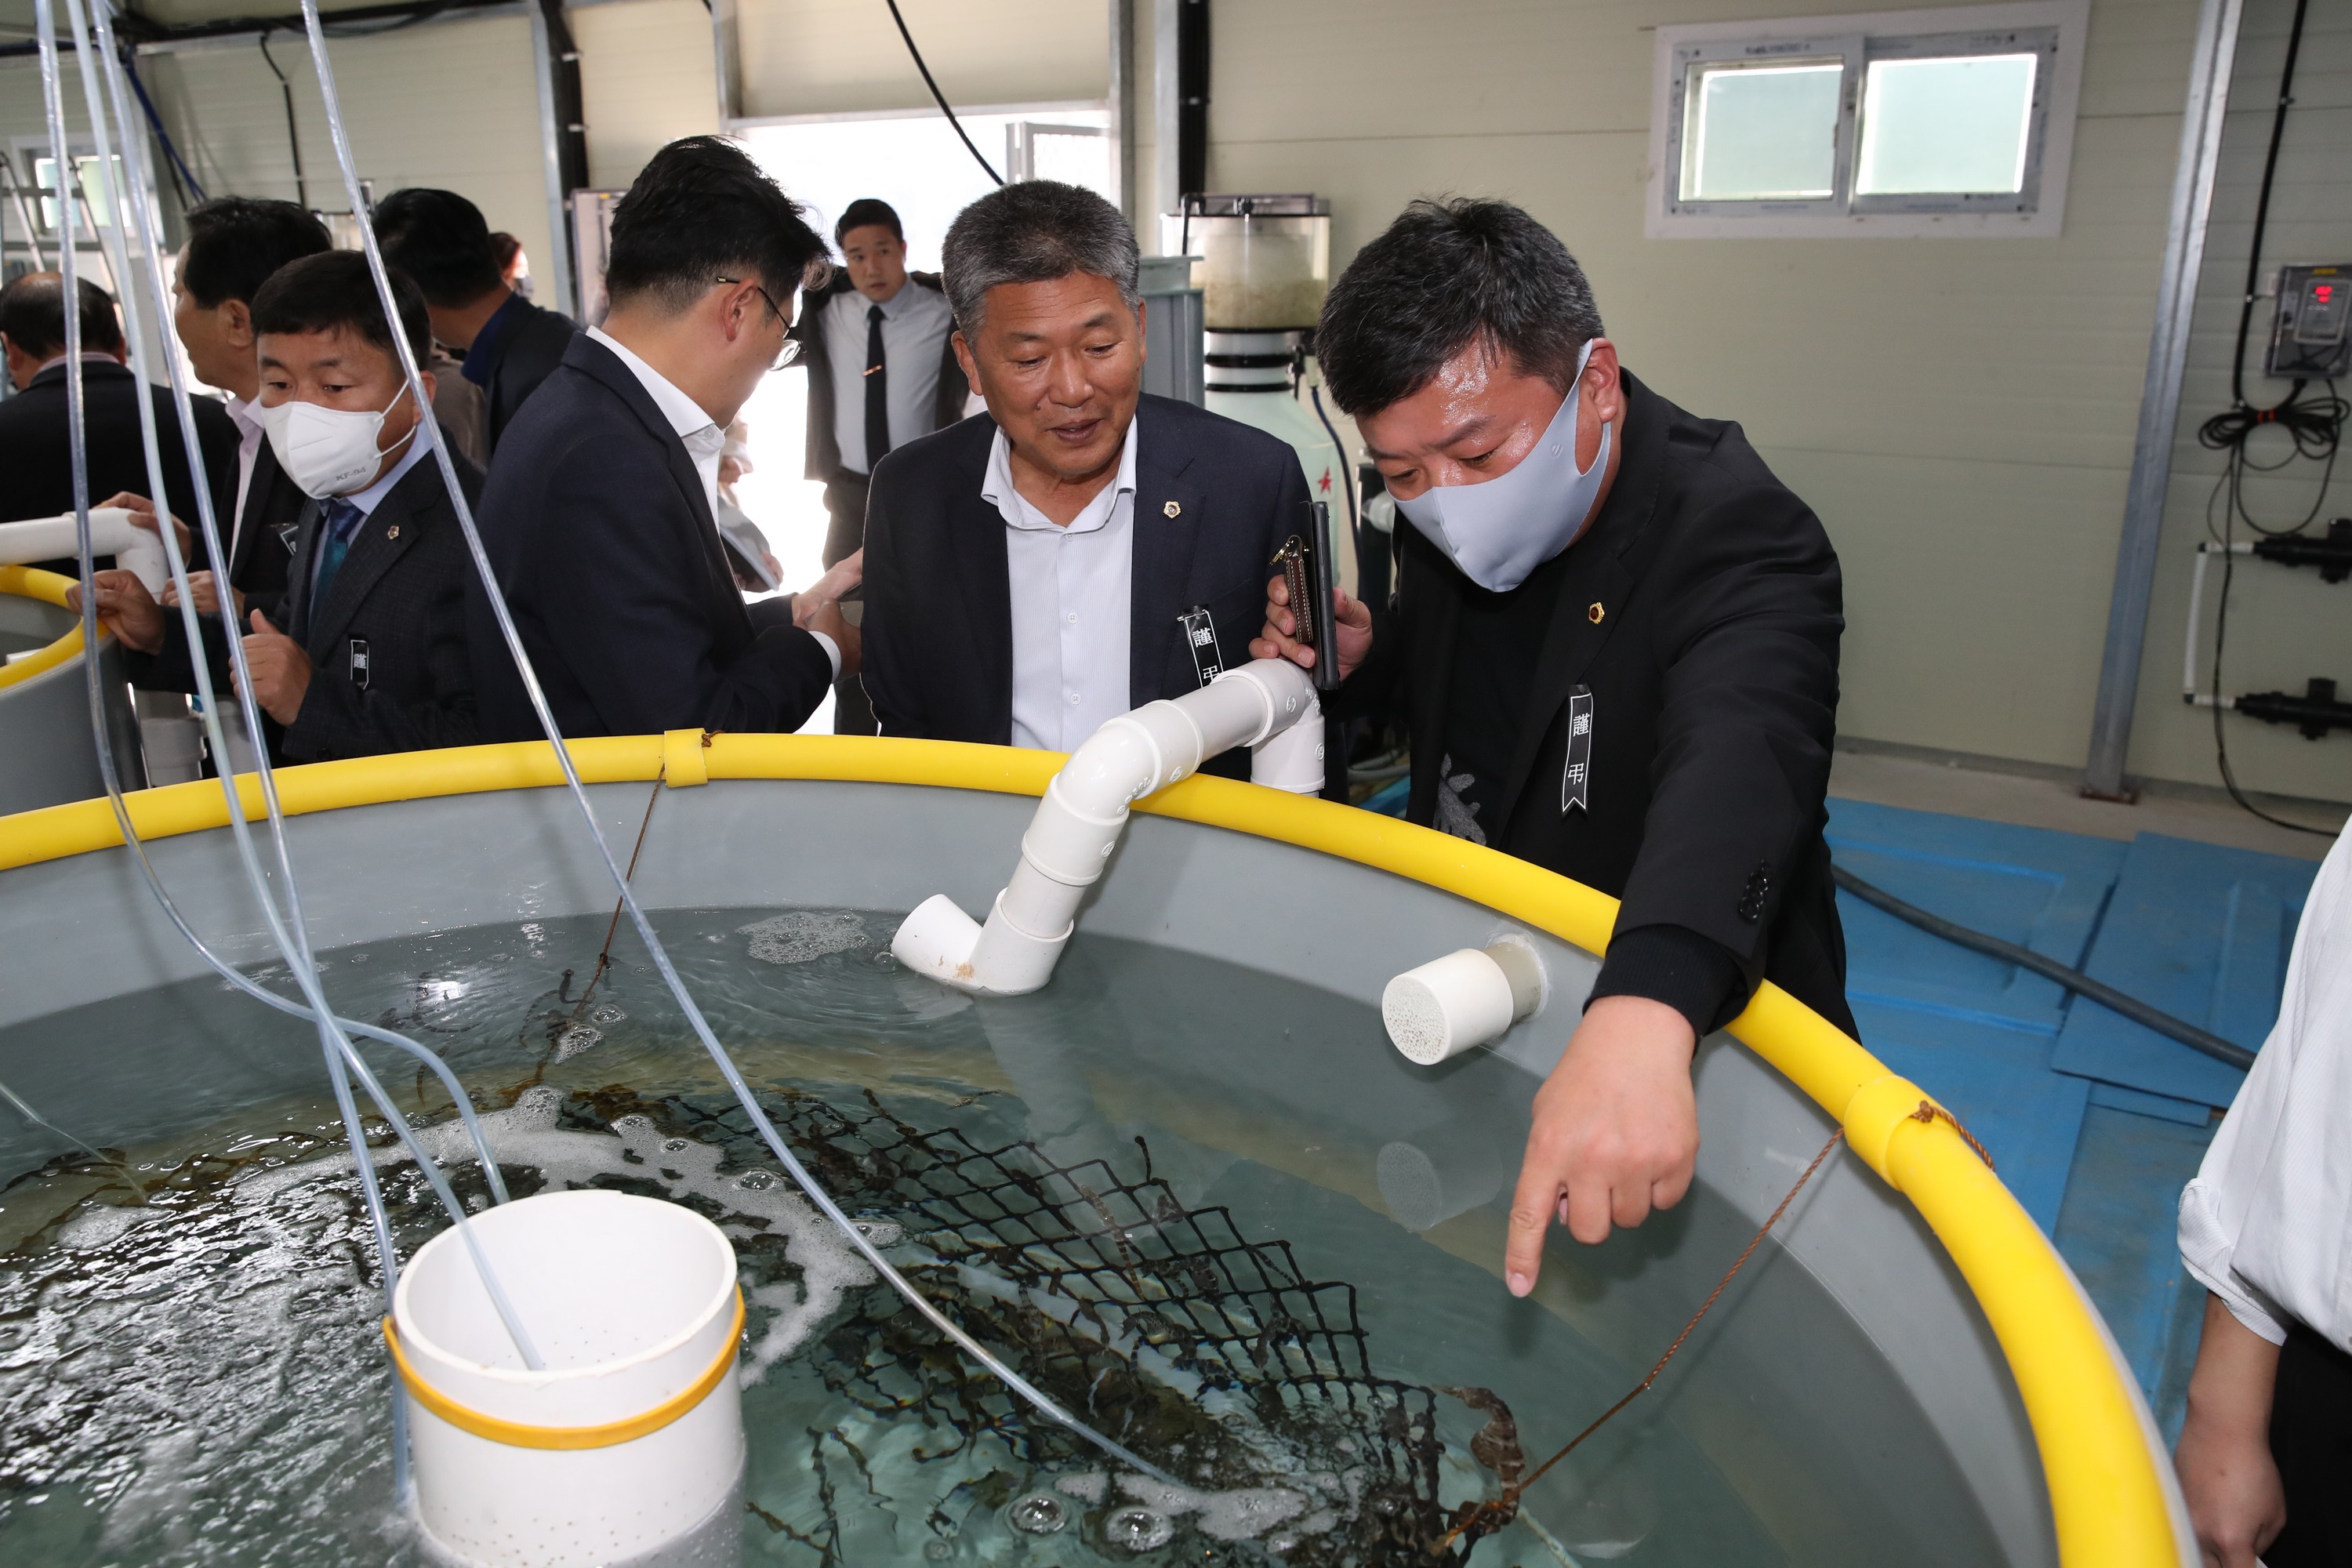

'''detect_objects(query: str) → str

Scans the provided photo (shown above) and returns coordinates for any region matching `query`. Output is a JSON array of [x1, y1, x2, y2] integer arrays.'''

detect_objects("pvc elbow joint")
[[1381, 935, 1549, 1065], [892, 658, 1324, 996]]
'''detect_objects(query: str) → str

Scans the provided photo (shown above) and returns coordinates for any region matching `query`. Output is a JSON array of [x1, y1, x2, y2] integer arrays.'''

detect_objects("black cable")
[[2230, 0, 2307, 413], [122, 52, 206, 205], [1831, 865, 2256, 1072], [2207, 466, 2339, 836], [881, 0, 1003, 186], [1308, 382, 1360, 546], [256, 28, 307, 210]]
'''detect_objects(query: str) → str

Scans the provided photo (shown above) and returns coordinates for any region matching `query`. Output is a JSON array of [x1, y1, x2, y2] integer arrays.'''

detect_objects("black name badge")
[[1561, 686, 1594, 815], [1178, 605, 1223, 688], [348, 637, 371, 691]]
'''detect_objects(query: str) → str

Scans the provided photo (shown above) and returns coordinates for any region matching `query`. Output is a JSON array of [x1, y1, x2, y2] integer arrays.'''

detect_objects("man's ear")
[[221, 298, 254, 349], [1584, 337, 1624, 426], [952, 330, 982, 400]]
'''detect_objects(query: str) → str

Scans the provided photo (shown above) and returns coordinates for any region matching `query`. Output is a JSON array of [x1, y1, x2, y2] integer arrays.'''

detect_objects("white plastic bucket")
[[389, 1189, 745, 1568]]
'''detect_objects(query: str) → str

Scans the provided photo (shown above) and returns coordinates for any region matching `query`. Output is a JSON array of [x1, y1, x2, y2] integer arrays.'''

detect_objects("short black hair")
[[835, 198, 904, 249], [373, 187, 503, 309], [605, 136, 828, 313], [180, 196, 332, 309], [250, 251, 433, 370], [0, 272, 123, 361], [1317, 198, 1603, 418], [941, 180, 1138, 333]]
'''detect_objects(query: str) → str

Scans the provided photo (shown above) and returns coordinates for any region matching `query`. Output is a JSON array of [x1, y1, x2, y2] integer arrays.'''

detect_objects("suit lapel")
[[956, 443, 1016, 743], [1128, 418, 1209, 709], [304, 475, 426, 654], [1493, 376, 1671, 823], [570, 335, 751, 650]]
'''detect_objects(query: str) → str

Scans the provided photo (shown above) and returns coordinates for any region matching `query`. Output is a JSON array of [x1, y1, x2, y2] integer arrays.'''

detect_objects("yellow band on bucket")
[[383, 1287, 745, 1451]]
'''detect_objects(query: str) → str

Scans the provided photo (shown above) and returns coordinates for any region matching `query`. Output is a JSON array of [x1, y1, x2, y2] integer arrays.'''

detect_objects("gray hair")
[[942, 180, 1140, 334]]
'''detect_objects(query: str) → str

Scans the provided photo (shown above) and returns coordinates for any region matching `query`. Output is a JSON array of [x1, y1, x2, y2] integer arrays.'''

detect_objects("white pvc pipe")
[[394, 1190, 745, 1567], [895, 658, 1320, 996], [0, 509, 165, 593], [1381, 934, 1549, 1065]]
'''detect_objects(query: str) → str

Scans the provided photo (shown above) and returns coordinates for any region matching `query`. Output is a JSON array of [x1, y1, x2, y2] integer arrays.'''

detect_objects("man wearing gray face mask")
[[1254, 198, 1848, 1298]]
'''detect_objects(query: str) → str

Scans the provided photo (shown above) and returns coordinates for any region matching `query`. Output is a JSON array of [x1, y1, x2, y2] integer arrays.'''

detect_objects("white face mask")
[[257, 384, 418, 499], [1391, 340, 1611, 593]]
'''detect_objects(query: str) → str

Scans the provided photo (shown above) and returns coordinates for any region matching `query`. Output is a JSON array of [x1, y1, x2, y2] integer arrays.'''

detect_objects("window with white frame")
[[1648, 1, 2086, 238]]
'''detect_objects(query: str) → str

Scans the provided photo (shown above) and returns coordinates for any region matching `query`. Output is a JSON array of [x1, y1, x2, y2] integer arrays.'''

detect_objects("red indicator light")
[[2316, 284, 2336, 303]]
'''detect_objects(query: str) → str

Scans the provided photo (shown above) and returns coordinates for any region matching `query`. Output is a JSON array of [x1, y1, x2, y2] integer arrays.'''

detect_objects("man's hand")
[[799, 547, 863, 611], [1250, 572, 1372, 681], [237, 608, 312, 726], [1504, 995, 1700, 1294], [98, 492, 192, 562], [797, 594, 860, 679], [62, 569, 168, 654], [2176, 1294, 2287, 1568], [161, 569, 238, 619]]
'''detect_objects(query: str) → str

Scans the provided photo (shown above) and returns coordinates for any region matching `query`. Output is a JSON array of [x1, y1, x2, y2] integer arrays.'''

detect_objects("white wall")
[[572, 0, 718, 190], [733, 0, 1106, 120], [2120, 0, 2352, 800]]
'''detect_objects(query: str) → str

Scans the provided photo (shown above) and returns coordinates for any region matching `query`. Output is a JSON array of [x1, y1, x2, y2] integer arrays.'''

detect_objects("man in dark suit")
[[79, 253, 480, 762], [0, 272, 236, 567], [167, 195, 333, 626], [468, 136, 847, 742], [861, 180, 1309, 776], [376, 187, 576, 454], [1257, 198, 1849, 1286], [793, 197, 965, 735]]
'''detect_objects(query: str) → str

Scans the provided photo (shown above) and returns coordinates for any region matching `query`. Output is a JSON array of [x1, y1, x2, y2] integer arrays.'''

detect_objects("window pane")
[[1857, 54, 2038, 195], [1681, 60, 1843, 201]]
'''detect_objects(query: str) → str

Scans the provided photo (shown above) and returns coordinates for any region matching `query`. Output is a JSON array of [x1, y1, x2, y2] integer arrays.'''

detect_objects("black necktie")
[[864, 303, 890, 472]]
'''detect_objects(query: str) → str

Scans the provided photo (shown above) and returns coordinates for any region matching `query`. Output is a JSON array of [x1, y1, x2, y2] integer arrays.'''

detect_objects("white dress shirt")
[[985, 416, 1138, 753], [225, 394, 265, 548], [822, 281, 954, 476], [587, 326, 837, 677], [2179, 818, 2352, 1350]]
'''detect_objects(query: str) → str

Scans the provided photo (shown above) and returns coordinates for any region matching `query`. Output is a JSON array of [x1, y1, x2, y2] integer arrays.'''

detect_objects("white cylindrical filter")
[[1381, 935, 1548, 1065], [390, 1189, 746, 1568], [1377, 1113, 1508, 1232]]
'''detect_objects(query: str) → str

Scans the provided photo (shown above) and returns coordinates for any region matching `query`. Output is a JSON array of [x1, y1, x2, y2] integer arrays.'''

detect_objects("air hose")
[[1831, 864, 2256, 1073]]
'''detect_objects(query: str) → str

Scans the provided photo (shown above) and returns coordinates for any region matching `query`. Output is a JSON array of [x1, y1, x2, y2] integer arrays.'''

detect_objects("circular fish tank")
[[0, 736, 2189, 1565]]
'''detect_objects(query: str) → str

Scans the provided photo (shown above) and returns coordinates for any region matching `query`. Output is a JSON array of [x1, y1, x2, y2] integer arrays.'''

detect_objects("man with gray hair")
[[858, 180, 1308, 771]]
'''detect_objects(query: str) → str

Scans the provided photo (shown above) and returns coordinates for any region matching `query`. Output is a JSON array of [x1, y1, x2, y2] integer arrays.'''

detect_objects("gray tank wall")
[[0, 776, 2056, 1566], [0, 595, 145, 815]]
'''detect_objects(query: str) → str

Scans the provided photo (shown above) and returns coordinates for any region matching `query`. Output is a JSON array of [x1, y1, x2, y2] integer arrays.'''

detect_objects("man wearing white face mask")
[[1255, 199, 1848, 1298], [83, 252, 483, 761]]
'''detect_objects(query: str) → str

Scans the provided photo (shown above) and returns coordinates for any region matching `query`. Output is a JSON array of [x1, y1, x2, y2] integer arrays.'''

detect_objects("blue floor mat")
[[2052, 1103, 2217, 1440], [2049, 833, 2316, 1109], [1849, 998, 2089, 1233]]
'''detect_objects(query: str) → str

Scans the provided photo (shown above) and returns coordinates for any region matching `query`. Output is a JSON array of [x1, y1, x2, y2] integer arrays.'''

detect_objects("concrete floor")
[[1829, 738, 2346, 860]]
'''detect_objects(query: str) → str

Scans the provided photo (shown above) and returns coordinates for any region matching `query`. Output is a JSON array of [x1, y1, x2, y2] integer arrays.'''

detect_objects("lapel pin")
[[1588, 601, 1605, 624], [386, 524, 400, 540], [1163, 500, 1181, 519]]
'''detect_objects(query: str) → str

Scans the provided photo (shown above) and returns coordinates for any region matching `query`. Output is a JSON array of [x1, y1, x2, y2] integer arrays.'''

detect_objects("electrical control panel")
[[2266, 263, 2352, 379]]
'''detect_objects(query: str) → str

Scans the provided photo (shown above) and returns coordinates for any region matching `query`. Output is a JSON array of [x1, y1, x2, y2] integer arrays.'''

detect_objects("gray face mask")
[[1391, 341, 1610, 593]]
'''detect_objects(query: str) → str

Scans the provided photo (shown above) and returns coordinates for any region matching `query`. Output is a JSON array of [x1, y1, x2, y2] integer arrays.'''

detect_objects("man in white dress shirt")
[[2175, 815, 2352, 1568], [469, 136, 849, 741], [859, 180, 1308, 770]]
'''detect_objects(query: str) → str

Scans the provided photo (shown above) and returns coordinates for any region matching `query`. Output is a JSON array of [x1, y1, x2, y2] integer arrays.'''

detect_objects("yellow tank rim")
[[0, 566, 99, 694], [0, 731, 2183, 1565]]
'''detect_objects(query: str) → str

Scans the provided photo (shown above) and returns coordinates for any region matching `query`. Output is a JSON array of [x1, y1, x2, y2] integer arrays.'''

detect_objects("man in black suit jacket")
[[1258, 199, 1849, 1286], [861, 180, 1309, 776], [167, 195, 333, 626], [82, 253, 481, 761], [377, 187, 576, 454], [469, 137, 846, 742], [0, 272, 236, 566]]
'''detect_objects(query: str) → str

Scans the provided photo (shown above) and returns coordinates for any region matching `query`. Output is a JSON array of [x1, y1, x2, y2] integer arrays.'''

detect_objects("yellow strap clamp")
[[382, 1287, 745, 1451]]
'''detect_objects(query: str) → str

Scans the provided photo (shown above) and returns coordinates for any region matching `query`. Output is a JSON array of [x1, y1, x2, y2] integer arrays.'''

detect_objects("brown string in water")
[[1434, 1127, 1847, 1556], [579, 769, 666, 1007]]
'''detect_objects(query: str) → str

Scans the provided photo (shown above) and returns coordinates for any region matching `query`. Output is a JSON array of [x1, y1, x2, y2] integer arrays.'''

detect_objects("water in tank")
[[1160, 195, 1333, 332]]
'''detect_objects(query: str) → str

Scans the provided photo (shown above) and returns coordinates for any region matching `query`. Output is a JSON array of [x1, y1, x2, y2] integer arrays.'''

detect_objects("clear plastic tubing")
[[292, 0, 1178, 1487]]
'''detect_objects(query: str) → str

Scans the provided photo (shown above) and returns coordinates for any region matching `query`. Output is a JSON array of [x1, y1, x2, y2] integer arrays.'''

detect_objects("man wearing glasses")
[[469, 136, 849, 740]]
